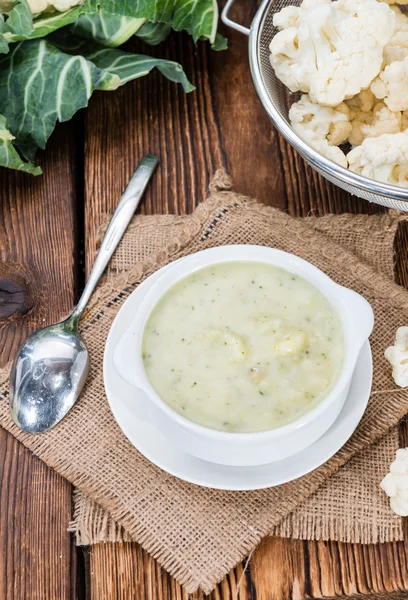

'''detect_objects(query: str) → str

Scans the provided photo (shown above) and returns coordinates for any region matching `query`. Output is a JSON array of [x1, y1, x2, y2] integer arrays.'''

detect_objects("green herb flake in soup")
[[142, 262, 344, 433]]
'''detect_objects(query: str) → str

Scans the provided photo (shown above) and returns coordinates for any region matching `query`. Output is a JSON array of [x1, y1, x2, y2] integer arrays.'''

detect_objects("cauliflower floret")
[[289, 94, 350, 166], [348, 101, 402, 145], [346, 89, 402, 146], [206, 329, 248, 363], [402, 109, 408, 129], [27, 0, 82, 13], [270, 27, 312, 93], [270, 0, 396, 107], [289, 94, 352, 145], [315, 140, 349, 167], [385, 326, 408, 386], [348, 131, 408, 186], [273, 0, 331, 30], [273, 6, 301, 30], [273, 331, 307, 356], [382, 7, 408, 66], [248, 365, 268, 384], [381, 448, 408, 517], [345, 89, 376, 113], [371, 57, 408, 111]]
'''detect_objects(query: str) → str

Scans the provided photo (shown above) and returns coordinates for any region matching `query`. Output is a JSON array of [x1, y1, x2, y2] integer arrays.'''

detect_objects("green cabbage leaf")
[[0, 36, 194, 160], [0, 0, 226, 174], [51, 31, 195, 90], [69, 12, 172, 47], [2, 0, 227, 48], [0, 114, 41, 174]]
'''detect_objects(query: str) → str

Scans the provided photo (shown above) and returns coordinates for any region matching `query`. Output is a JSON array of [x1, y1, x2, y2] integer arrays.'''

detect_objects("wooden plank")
[[84, 2, 407, 599], [250, 536, 408, 600], [0, 121, 81, 599], [83, 32, 224, 263]]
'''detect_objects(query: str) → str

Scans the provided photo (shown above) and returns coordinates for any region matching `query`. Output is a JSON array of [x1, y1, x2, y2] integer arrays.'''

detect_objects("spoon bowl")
[[10, 318, 89, 433]]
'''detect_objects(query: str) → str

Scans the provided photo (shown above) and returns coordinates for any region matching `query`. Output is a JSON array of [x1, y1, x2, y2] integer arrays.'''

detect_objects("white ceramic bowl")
[[113, 245, 374, 467]]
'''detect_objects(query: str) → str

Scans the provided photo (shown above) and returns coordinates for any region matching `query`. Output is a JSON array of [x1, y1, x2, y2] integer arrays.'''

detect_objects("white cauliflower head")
[[348, 100, 402, 146], [273, 6, 301, 30], [385, 326, 408, 386], [289, 94, 352, 145], [273, 0, 331, 30], [314, 140, 349, 167], [270, 0, 396, 107], [289, 94, 350, 166], [346, 89, 376, 113], [347, 131, 408, 186], [371, 56, 408, 111], [381, 448, 408, 517], [27, 0, 83, 13], [270, 27, 311, 93], [382, 7, 408, 66]]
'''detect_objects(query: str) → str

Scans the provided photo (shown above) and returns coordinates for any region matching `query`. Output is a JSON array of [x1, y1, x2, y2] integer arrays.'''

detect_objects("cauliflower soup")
[[142, 262, 344, 433]]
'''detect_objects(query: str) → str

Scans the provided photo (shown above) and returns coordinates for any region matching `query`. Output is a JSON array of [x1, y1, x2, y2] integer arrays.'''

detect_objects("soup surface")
[[142, 262, 344, 433]]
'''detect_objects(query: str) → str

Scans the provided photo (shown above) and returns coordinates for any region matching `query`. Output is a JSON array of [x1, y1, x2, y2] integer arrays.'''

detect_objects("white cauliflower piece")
[[348, 131, 408, 186], [384, 326, 408, 386], [301, 0, 332, 6], [270, 0, 396, 107], [273, 6, 301, 30], [289, 94, 350, 166], [381, 448, 408, 517], [270, 27, 312, 93], [346, 89, 376, 113], [315, 140, 349, 167], [371, 57, 408, 111], [348, 101, 402, 145], [206, 329, 248, 363], [382, 7, 408, 66], [346, 89, 401, 145], [249, 365, 268, 384], [27, 0, 82, 13], [273, 331, 307, 356], [289, 94, 352, 146], [379, 0, 408, 5], [272, 0, 331, 30]]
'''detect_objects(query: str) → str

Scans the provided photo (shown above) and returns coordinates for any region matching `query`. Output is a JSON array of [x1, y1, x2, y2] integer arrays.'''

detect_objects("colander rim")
[[248, 0, 408, 203]]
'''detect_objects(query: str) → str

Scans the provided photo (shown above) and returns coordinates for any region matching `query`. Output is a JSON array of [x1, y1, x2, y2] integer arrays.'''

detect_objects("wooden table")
[[1, 2, 408, 598]]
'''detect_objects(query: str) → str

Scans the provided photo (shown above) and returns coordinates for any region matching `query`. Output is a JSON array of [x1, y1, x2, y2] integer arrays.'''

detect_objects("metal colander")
[[222, 0, 408, 211]]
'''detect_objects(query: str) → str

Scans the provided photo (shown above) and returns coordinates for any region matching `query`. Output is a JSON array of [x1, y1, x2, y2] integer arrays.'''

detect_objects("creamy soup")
[[142, 262, 344, 433]]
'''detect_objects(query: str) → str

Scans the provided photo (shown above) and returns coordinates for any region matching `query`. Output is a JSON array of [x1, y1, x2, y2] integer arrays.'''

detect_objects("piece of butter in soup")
[[142, 262, 344, 433]]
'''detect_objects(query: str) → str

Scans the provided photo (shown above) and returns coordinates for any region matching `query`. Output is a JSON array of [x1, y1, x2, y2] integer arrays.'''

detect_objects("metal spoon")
[[10, 155, 158, 434]]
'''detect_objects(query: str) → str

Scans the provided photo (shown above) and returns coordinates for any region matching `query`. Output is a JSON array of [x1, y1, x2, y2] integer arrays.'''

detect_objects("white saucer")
[[104, 266, 373, 491]]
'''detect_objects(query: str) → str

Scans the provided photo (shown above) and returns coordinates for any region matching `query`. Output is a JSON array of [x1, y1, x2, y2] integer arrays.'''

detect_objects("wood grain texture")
[[0, 122, 81, 599], [83, 2, 408, 599], [83, 33, 225, 267]]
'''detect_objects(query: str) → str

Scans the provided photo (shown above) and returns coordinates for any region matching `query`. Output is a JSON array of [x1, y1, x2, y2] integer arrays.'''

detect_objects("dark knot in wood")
[[0, 263, 37, 320], [0, 278, 27, 318]]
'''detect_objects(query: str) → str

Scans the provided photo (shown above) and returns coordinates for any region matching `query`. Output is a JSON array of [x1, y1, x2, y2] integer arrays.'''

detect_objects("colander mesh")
[[258, 0, 299, 123], [255, 0, 408, 210]]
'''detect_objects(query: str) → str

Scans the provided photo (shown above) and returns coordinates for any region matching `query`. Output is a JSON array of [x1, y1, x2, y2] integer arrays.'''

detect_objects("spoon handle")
[[72, 155, 158, 323]]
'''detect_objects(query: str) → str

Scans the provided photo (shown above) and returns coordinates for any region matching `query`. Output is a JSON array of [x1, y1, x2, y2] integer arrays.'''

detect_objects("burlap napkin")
[[69, 202, 404, 548], [1, 172, 408, 593]]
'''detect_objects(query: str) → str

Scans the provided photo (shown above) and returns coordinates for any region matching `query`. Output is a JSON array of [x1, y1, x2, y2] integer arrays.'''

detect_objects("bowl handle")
[[341, 287, 374, 352], [113, 329, 148, 391]]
